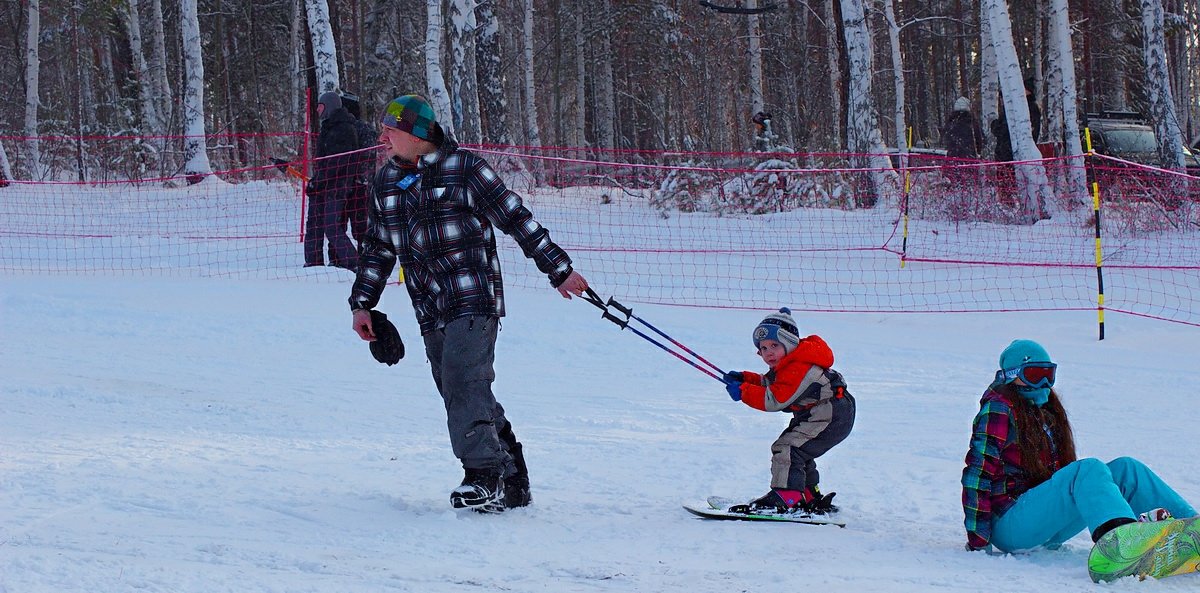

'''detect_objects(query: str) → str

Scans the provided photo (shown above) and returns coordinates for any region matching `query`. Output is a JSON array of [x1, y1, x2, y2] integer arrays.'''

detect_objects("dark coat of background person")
[[340, 92, 377, 247], [943, 110, 986, 159], [991, 93, 1042, 163], [305, 94, 359, 269]]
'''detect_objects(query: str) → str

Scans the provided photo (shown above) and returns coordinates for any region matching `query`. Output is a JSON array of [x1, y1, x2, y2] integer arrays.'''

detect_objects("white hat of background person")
[[752, 307, 801, 354], [954, 97, 970, 112]]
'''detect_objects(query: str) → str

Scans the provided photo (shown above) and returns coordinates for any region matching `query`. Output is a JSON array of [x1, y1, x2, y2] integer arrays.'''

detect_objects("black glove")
[[368, 310, 404, 365]]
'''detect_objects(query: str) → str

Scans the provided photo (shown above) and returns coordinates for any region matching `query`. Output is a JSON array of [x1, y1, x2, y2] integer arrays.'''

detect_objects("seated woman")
[[961, 339, 1196, 554]]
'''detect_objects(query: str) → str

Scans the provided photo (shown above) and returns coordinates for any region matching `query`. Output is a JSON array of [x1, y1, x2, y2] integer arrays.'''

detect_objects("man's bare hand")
[[555, 270, 589, 299], [352, 309, 376, 341]]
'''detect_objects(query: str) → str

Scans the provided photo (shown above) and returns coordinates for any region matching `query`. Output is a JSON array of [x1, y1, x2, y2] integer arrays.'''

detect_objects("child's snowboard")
[[681, 496, 846, 527], [1088, 516, 1200, 582]]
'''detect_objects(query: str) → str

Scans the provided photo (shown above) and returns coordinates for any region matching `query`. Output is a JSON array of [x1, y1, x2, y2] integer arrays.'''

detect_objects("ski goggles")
[[995, 362, 1057, 389]]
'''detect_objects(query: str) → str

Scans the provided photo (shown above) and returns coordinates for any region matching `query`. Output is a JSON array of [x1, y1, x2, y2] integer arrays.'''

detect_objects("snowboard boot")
[[1139, 508, 1174, 523], [499, 427, 532, 509], [1088, 515, 1200, 582], [730, 488, 812, 514], [799, 486, 839, 515], [504, 473, 532, 509], [450, 468, 505, 513]]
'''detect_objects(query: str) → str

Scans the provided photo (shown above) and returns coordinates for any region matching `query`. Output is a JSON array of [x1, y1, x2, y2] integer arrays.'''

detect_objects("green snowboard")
[[1088, 516, 1200, 582]]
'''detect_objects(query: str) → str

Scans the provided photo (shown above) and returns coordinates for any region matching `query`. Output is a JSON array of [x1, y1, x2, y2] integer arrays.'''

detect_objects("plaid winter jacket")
[[961, 388, 1063, 550], [348, 137, 572, 334]]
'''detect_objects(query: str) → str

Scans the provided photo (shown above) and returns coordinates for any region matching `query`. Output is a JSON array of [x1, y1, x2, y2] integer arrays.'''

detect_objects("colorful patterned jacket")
[[348, 137, 572, 334], [961, 388, 1064, 550], [736, 335, 847, 418]]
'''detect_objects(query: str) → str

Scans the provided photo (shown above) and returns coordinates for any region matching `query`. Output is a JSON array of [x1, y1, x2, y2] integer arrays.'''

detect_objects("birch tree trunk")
[[594, 0, 616, 149], [146, 0, 171, 134], [79, 26, 98, 133], [125, 0, 160, 136], [425, 0, 454, 139], [0, 139, 11, 183], [0, 140, 12, 183], [475, 0, 510, 144], [181, 0, 213, 179], [305, 0, 341, 94], [839, 0, 898, 207], [447, 0, 480, 143], [1048, 0, 1086, 205], [291, 0, 304, 130], [983, 0, 1054, 222], [522, 0, 541, 147], [24, 0, 42, 179], [573, 9, 586, 147], [1141, 0, 1183, 170], [1044, 0, 1063, 150], [825, 0, 841, 147], [883, 0, 907, 156], [747, 0, 764, 117], [980, 12, 999, 139]]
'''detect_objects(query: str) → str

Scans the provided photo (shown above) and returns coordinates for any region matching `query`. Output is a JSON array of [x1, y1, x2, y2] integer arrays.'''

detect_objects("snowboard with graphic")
[[1088, 516, 1200, 582], [682, 496, 846, 527]]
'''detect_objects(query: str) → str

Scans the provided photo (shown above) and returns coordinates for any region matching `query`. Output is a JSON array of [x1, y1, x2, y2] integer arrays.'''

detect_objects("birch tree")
[[146, 0, 171, 134], [291, 0, 305, 129], [447, 0, 481, 143], [425, 0, 454, 139], [0, 140, 12, 184], [982, 0, 1054, 222], [883, 0, 907, 156], [594, 0, 616, 149], [572, 8, 586, 147], [839, 0, 897, 207], [1141, 0, 1183, 171], [476, 0, 511, 144], [825, 0, 841, 147], [24, 0, 41, 179], [1047, 0, 1086, 203], [747, 0, 764, 117], [305, 0, 341, 94], [125, 0, 159, 139], [980, 11, 999, 141], [181, 0, 213, 180], [521, 0, 541, 147]]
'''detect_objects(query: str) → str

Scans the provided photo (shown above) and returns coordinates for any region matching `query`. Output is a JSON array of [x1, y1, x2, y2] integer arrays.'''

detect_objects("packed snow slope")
[[2, 276, 1198, 592]]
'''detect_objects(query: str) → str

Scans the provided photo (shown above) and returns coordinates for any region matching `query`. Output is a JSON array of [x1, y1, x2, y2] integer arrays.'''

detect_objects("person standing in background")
[[304, 92, 359, 270]]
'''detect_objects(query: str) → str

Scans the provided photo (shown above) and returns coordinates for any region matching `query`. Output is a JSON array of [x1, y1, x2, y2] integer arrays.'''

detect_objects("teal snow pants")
[[991, 457, 1197, 553]]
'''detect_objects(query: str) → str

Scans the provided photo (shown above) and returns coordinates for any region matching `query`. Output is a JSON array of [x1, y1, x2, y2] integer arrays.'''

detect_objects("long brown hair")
[[997, 383, 1078, 486]]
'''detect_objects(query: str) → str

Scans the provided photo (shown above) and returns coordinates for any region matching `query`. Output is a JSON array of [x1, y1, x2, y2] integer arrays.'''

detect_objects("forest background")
[[0, 0, 1198, 178]]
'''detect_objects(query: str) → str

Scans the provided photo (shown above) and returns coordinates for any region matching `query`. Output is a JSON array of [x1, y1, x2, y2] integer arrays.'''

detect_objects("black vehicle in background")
[[1083, 111, 1200, 175], [1082, 112, 1200, 209]]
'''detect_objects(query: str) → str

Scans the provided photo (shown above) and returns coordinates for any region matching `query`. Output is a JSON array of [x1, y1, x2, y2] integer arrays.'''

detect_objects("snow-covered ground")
[[3, 273, 1198, 592]]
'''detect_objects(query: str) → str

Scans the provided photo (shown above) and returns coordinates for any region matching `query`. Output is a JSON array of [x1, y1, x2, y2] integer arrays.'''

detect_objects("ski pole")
[[581, 289, 725, 382], [604, 296, 725, 376]]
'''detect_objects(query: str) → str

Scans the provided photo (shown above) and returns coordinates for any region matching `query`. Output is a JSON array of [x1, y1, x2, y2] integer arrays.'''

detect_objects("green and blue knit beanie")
[[380, 95, 439, 142]]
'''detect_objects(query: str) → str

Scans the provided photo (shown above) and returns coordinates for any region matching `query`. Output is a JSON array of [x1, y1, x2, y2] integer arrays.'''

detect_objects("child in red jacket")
[[722, 308, 857, 514]]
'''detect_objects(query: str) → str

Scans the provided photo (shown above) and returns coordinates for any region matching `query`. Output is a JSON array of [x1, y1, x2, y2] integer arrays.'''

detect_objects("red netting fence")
[[1, 136, 1198, 329]]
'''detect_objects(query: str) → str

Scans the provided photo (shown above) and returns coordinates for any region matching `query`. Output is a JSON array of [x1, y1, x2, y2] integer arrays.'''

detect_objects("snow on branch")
[[698, 1, 779, 15]]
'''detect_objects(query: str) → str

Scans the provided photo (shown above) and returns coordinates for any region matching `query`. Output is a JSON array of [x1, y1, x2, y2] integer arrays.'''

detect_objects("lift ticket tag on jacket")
[[397, 173, 420, 190]]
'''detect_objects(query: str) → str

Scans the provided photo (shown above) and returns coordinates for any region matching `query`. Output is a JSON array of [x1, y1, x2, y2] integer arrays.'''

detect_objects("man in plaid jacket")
[[348, 95, 588, 513]]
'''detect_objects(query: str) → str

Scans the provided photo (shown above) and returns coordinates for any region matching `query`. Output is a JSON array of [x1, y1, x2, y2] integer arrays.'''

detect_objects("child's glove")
[[722, 371, 743, 402]]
